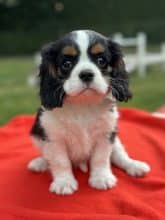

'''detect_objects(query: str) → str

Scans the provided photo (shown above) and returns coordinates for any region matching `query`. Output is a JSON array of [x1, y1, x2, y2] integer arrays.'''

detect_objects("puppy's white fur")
[[28, 30, 150, 195]]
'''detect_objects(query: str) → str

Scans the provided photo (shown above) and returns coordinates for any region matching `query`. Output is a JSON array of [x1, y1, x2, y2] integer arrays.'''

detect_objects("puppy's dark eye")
[[96, 56, 107, 68], [62, 60, 72, 70]]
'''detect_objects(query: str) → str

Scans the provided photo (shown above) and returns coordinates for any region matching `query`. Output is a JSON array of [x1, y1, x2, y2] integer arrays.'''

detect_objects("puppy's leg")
[[89, 138, 117, 190], [44, 143, 78, 195], [28, 156, 48, 172], [111, 137, 150, 177]]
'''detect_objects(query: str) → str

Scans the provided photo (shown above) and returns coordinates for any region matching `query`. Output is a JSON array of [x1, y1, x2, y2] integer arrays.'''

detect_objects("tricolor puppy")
[[28, 30, 150, 195]]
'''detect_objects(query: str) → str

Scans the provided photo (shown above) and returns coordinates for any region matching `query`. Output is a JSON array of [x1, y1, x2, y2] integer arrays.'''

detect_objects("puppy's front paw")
[[89, 169, 117, 190], [49, 175, 78, 195], [126, 160, 150, 177]]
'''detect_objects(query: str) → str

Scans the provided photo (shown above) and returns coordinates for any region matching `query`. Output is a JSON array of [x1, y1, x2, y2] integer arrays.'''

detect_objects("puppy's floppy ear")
[[39, 42, 65, 109], [108, 39, 132, 102]]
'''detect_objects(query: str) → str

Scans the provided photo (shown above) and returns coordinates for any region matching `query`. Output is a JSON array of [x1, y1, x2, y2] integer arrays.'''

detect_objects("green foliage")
[[0, 57, 165, 125], [0, 0, 165, 54], [0, 31, 54, 55]]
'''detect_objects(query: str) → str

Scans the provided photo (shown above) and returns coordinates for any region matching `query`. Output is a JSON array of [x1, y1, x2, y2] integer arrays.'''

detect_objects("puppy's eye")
[[62, 60, 72, 70], [96, 56, 107, 68]]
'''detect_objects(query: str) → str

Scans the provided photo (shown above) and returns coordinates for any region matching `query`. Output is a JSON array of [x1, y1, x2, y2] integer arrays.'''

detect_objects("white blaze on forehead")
[[75, 30, 89, 59]]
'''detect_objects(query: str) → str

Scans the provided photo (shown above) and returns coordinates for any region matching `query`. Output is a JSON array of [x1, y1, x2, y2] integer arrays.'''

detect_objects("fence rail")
[[113, 32, 165, 77]]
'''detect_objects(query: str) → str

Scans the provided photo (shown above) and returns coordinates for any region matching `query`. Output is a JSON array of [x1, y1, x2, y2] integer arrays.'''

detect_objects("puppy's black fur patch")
[[108, 40, 132, 102], [109, 130, 117, 143], [39, 34, 79, 109], [30, 108, 48, 141], [39, 43, 66, 109], [39, 62, 65, 109]]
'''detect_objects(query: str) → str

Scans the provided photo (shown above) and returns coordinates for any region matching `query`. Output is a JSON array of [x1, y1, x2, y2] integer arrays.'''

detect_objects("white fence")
[[113, 32, 165, 77]]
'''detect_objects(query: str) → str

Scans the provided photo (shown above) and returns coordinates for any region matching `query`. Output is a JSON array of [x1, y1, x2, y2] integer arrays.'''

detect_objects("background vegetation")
[[0, 0, 165, 54]]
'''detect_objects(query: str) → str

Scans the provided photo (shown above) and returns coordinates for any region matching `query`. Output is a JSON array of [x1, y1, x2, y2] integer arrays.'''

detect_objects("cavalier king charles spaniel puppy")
[[28, 30, 150, 195]]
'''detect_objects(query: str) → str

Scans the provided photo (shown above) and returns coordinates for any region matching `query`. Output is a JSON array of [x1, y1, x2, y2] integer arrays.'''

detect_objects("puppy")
[[28, 30, 150, 195]]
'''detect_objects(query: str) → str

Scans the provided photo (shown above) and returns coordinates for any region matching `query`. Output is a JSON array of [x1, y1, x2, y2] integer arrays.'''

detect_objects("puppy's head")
[[39, 30, 132, 109]]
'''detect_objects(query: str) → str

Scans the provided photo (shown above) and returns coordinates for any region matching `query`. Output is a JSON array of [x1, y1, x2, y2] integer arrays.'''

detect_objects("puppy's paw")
[[28, 157, 48, 172], [49, 175, 78, 195], [89, 169, 117, 190], [126, 160, 150, 177]]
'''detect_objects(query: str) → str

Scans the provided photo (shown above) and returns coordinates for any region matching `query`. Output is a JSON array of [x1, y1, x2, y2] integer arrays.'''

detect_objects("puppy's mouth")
[[65, 86, 108, 105], [77, 87, 101, 96], [67, 83, 108, 97]]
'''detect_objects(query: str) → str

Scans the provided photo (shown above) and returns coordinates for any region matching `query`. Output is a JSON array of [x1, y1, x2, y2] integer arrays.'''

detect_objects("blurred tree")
[[0, 0, 165, 54]]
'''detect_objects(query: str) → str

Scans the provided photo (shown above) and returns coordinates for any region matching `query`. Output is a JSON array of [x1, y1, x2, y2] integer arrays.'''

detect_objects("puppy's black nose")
[[79, 71, 94, 83]]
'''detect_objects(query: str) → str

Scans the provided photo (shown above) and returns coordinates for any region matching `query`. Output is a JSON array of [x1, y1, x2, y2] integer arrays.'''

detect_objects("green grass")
[[0, 57, 39, 125], [0, 57, 165, 125]]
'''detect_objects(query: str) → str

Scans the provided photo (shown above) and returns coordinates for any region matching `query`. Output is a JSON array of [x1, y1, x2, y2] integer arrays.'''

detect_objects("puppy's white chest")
[[41, 102, 117, 162]]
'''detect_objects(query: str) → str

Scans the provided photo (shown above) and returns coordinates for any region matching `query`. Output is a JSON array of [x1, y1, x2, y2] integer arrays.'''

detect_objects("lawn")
[[0, 57, 165, 125]]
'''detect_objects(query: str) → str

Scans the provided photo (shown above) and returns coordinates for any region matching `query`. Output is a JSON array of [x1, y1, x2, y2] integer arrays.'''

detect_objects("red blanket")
[[0, 108, 165, 220]]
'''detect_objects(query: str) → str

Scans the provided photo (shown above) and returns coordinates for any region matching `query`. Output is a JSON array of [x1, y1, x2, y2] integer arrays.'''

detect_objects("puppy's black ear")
[[39, 43, 65, 109], [108, 40, 132, 102]]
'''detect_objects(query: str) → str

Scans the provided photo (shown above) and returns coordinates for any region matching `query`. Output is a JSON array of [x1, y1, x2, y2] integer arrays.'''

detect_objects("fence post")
[[137, 32, 147, 77], [113, 33, 123, 45], [161, 43, 165, 70]]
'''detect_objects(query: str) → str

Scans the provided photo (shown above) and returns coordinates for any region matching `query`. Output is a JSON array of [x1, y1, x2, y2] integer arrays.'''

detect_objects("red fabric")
[[0, 108, 165, 220]]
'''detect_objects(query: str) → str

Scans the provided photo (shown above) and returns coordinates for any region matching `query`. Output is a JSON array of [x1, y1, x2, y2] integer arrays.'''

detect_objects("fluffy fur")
[[28, 30, 150, 195]]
